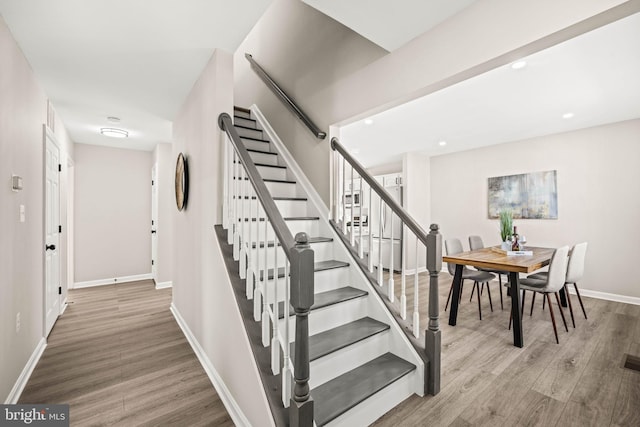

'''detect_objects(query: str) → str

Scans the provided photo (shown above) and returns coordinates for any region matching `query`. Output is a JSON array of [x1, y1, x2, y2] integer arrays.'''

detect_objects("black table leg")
[[448, 264, 463, 326], [559, 286, 568, 307], [509, 272, 524, 348]]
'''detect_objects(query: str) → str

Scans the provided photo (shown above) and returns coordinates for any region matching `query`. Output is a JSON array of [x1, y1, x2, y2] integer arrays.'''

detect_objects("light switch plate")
[[12, 175, 23, 192]]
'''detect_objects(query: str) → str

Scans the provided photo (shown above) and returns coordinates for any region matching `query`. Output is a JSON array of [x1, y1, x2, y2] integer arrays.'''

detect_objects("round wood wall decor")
[[175, 152, 189, 211]]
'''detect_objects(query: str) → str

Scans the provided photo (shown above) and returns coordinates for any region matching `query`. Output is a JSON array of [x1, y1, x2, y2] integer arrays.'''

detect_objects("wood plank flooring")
[[373, 272, 640, 427], [19, 280, 233, 427]]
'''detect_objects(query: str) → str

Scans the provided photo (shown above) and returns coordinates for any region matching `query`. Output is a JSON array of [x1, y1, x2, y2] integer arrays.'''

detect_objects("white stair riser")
[[285, 219, 320, 237], [309, 332, 390, 389], [265, 181, 301, 198], [256, 165, 288, 181], [236, 220, 320, 243], [234, 109, 252, 119], [324, 372, 417, 427], [235, 199, 309, 218], [248, 151, 279, 165], [242, 138, 271, 152], [248, 241, 334, 272], [234, 116, 256, 128], [236, 126, 264, 139], [278, 297, 369, 337]]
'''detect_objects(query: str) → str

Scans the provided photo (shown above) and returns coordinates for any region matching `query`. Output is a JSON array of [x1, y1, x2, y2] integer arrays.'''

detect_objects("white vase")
[[501, 241, 511, 251]]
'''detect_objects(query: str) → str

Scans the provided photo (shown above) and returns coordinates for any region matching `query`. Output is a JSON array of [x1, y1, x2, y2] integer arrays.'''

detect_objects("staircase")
[[220, 106, 426, 426]]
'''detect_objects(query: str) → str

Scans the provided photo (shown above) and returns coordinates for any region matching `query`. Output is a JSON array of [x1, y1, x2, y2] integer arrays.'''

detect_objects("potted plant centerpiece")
[[499, 210, 513, 251]]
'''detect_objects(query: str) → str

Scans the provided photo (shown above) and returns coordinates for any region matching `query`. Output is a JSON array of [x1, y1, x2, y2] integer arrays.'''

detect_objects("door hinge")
[[151, 260, 155, 266], [58, 286, 62, 295], [58, 164, 62, 172], [59, 225, 62, 233], [152, 180, 154, 186]]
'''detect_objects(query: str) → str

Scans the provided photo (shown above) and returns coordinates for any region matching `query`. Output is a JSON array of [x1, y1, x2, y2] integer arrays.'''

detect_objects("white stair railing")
[[330, 137, 443, 395], [219, 113, 313, 425]]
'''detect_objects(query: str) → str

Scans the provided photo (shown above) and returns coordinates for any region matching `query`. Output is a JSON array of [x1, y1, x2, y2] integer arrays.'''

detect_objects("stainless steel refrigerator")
[[370, 177, 402, 272]]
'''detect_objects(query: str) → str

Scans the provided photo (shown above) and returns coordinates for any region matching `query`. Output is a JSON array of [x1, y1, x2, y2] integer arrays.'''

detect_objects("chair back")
[[445, 238, 464, 276], [545, 246, 570, 292], [469, 235, 484, 251], [566, 242, 587, 284]]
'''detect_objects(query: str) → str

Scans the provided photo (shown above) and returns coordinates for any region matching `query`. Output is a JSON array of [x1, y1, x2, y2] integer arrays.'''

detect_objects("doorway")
[[44, 126, 61, 336], [151, 164, 158, 282]]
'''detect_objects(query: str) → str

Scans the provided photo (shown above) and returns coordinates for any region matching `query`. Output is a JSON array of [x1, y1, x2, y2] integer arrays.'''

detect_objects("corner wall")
[[172, 49, 274, 426], [431, 119, 640, 299], [1, 16, 74, 402]]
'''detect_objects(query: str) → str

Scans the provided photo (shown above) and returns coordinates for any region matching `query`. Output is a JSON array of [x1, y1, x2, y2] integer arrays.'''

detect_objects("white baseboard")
[[568, 287, 640, 306], [74, 273, 153, 289], [60, 297, 68, 315], [170, 303, 251, 427], [155, 281, 173, 290], [5, 337, 47, 404]]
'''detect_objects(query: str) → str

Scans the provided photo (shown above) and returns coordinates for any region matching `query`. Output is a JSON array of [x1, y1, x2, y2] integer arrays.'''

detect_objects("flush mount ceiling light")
[[364, 119, 374, 125], [562, 112, 575, 119], [100, 128, 128, 138], [438, 141, 447, 146], [511, 60, 527, 70]]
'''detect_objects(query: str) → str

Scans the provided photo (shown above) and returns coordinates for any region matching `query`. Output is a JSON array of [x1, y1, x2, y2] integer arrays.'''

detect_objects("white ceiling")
[[341, 12, 640, 168], [302, 0, 477, 52], [0, 0, 272, 151]]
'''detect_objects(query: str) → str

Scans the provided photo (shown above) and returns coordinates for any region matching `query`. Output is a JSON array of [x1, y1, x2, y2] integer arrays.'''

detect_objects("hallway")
[[19, 280, 232, 426]]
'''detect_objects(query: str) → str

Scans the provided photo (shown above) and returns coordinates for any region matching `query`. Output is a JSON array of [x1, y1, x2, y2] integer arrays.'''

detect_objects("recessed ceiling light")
[[562, 112, 574, 119], [438, 141, 447, 146], [364, 119, 374, 125], [107, 116, 121, 123], [511, 60, 527, 70], [100, 128, 128, 138]]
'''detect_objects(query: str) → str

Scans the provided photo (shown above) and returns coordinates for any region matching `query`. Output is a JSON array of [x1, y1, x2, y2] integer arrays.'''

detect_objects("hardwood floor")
[[373, 272, 640, 427], [19, 280, 233, 427], [17, 274, 640, 426]]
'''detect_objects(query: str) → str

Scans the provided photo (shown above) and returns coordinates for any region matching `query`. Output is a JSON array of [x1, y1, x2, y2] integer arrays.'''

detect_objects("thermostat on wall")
[[11, 175, 23, 192]]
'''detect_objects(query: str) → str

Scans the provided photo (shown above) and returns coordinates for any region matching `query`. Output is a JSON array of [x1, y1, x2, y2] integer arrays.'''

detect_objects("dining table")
[[443, 246, 555, 348]]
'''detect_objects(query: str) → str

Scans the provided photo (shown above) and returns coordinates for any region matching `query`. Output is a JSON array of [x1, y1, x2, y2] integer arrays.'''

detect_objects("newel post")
[[425, 224, 442, 395], [289, 232, 315, 427]]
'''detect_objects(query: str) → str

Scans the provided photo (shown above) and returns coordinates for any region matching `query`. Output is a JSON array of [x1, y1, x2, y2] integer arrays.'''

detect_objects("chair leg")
[[542, 295, 546, 311], [554, 292, 569, 332], [459, 280, 465, 304], [486, 282, 493, 312], [498, 274, 504, 310], [573, 283, 588, 319], [546, 293, 559, 344], [476, 283, 482, 320], [470, 281, 476, 302], [445, 281, 453, 311], [508, 309, 512, 330], [521, 290, 526, 320], [530, 292, 536, 316], [564, 284, 576, 328]]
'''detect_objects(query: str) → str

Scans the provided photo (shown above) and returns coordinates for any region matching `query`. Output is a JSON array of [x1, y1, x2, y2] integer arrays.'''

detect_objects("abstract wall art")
[[488, 170, 558, 219]]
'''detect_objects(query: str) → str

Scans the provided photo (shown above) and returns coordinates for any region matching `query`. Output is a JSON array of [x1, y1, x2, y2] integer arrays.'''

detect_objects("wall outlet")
[[16, 312, 21, 334]]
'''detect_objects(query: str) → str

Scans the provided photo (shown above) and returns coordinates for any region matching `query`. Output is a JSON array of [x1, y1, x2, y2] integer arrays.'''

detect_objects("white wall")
[[1, 16, 73, 402], [403, 153, 431, 270], [172, 49, 274, 426], [234, 0, 632, 205], [152, 143, 174, 286], [431, 119, 640, 299], [74, 144, 152, 284]]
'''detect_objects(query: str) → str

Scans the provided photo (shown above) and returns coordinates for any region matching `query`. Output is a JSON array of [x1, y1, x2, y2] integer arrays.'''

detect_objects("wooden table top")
[[443, 246, 555, 273]]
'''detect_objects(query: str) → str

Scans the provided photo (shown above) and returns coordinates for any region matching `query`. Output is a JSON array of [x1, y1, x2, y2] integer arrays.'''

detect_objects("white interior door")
[[45, 127, 61, 336], [151, 164, 158, 281]]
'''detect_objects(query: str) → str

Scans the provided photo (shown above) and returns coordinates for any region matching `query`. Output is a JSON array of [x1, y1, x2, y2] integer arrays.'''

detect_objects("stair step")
[[251, 236, 332, 249], [264, 178, 296, 184], [239, 216, 319, 222], [307, 317, 390, 362], [312, 353, 416, 426], [247, 148, 277, 156], [234, 196, 307, 201], [260, 260, 349, 281], [275, 286, 368, 319], [233, 107, 251, 119], [240, 135, 270, 143]]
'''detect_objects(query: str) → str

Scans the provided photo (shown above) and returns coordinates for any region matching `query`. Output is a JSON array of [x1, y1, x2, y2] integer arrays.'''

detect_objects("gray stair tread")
[[312, 353, 416, 426], [240, 135, 270, 143], [251, 236, 332, 249], [234, 123, 262, 132], [239, 216, 319, 222], [233, 106, 251, 114], [260, 260, 349, 281], [234, 115, 255, 122], [274, 286, 368, 318], [264, 178, 296, 184], [233, 196, 307, 201], [307, 317, 390, 361]]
